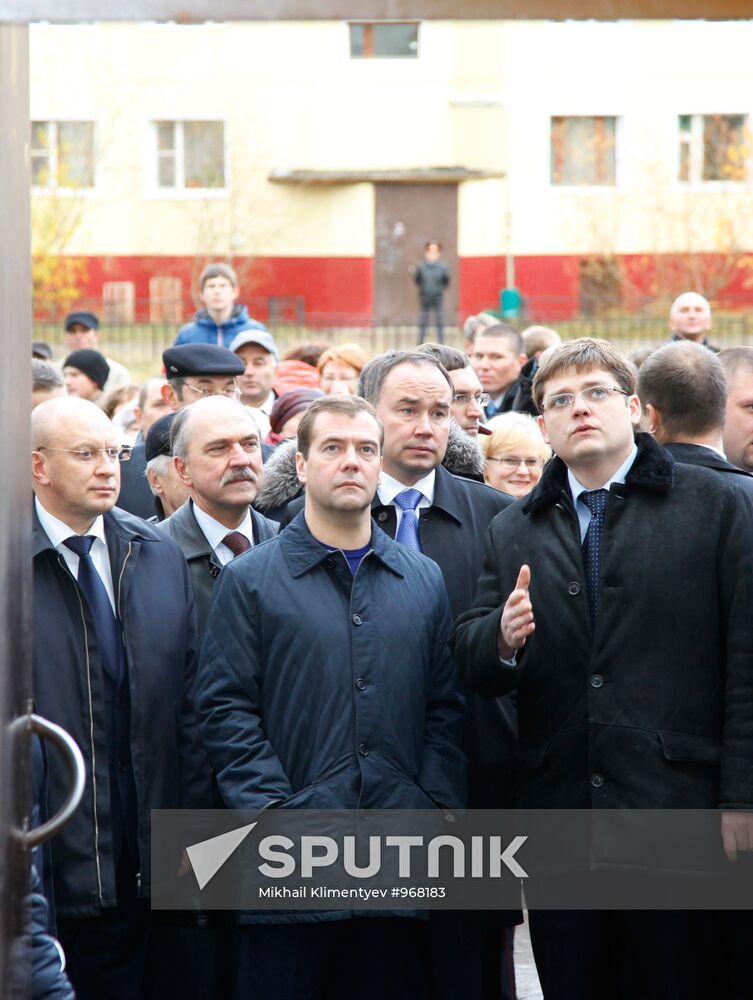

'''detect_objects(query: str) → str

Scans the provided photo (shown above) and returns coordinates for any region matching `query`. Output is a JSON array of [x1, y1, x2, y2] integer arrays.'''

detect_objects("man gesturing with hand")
[[453, 338, 753, 1000]]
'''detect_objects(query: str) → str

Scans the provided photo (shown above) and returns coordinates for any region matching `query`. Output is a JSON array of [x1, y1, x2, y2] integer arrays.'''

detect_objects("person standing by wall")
[[413, 241, 450, 344]]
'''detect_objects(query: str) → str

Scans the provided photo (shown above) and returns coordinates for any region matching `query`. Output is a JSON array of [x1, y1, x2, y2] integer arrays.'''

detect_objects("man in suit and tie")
[[638, 339, 753, 496], [453, 338, 753, 1000], [31, 396, 209, 1000], [157, 396, 278, 637]]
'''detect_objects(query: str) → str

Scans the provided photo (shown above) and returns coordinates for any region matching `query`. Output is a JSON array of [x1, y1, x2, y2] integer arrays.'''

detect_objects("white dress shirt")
[[192, 501, 255, 567], [35, 497, 116, 612], [377, 469, 436, 531]]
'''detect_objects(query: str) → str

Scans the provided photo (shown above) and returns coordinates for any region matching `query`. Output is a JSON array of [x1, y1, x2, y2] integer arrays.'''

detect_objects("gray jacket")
[[157, 500, 279, 637]]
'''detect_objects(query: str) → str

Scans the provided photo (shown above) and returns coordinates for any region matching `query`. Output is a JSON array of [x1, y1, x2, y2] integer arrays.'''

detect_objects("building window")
[[349, 22, 419, 59], [678, 114, 748, 183], [550, 116, 617, 186], [153, 121, 225, 189], [31, 121, 95, 188]]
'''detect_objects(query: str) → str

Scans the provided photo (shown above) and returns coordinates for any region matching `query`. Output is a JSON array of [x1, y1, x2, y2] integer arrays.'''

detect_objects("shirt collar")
[[34, 496, 107, 549], [192, 501, 254, 553], [377, 469, 436, 506], [568, 442, 638, 505]]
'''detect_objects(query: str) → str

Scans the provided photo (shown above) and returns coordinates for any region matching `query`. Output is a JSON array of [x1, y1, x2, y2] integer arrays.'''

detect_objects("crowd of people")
[[26, 267, 753, 1000]]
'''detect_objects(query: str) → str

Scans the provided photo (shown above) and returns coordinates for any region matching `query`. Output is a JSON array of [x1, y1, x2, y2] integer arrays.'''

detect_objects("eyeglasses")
[[38, 446, 133, 463], [486, 456, 543, 470], [183, 382, 241, 400], [540, 385, 630, 412], [453, 392, 490, 407]]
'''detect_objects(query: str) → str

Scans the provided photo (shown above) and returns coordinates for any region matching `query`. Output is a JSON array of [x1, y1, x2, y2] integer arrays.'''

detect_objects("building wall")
[[30, 20, 753, 323]]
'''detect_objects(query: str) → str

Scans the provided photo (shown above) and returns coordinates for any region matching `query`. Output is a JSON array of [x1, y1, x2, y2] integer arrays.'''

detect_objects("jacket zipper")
[[59, 554, 104, 905]]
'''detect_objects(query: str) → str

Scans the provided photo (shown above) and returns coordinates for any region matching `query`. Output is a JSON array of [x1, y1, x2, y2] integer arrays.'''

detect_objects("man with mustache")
[[157, 396, 278, 637]]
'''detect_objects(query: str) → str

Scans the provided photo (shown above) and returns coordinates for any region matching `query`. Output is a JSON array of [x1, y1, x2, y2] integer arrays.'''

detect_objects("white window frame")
[[31, 119, 97, 194], [549, 114, 623, 194], [146, 118, 229, 199], [676, 112, 750, 190]]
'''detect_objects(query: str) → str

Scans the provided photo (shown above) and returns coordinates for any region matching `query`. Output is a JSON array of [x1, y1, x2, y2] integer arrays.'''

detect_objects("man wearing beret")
[[143, 412, 189, 523], [64, 311, 131, 394], [116, 344, 246, 520]]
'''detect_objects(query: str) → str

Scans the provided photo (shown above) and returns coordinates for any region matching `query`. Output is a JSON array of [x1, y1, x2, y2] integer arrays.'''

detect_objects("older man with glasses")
[[116, 345, 245, 520]]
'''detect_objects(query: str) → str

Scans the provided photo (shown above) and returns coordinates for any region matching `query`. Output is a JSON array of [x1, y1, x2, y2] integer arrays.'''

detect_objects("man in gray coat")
[[157, 396, 278, 636]]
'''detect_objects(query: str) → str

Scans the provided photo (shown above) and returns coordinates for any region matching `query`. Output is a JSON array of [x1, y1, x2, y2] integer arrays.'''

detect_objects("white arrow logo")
[[186, 822, 257, 890]]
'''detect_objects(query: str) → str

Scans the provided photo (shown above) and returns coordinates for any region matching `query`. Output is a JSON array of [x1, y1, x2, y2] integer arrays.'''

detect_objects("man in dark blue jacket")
[[174, 263, 268, 348], [196, 394, 466, 1000], [31, 396, 211, 1000]]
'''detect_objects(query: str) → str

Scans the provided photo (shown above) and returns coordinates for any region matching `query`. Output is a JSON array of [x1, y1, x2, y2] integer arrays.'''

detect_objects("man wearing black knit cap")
[[63, 348, 110, 403], [117, 344, 245, 519]]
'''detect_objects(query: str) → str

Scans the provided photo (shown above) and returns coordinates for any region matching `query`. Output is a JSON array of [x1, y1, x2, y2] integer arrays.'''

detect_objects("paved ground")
[[514, 914, 543, 1000]]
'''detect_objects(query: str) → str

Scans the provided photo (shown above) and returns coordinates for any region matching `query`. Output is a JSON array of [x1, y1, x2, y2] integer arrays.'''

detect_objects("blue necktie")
[[394, 489, 423, 552], [64, 535, 123, 684], [580, 489, 609, 627]]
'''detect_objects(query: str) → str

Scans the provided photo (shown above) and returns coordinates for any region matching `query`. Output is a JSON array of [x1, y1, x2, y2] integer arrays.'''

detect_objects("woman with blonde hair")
[[479, 411, 551, 498], [316, 343, 368, 395]]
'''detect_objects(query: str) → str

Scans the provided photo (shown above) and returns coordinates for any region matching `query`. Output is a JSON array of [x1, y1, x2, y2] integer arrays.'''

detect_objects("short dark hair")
[[719, 347, 753, 381], [638, 341, 726, 438], [296, 395, 383, 459], [533, 338, 637, 412], [357, 350, 454, 405], [474, 323, 524, 356], [415, 343, 469, 373], [32, 359, 64, 393]]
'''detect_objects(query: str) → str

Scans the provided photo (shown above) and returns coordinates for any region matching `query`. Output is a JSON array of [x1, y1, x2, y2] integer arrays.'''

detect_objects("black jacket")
[[453, 434, 753, 821], [663, 441, 753, 498], [32, 506, 211, 916], [156, 499, 279, 637]]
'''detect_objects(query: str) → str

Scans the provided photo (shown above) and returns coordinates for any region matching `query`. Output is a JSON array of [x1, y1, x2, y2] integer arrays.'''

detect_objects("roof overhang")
[[269, 167, 505, 185]]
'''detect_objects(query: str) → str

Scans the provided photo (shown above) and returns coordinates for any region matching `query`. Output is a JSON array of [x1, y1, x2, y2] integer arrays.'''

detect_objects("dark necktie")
[[580, 489, 609, 627], [394, 489, 423, 552], [222, 531, 251, 557], [63, 534, 122, 683]]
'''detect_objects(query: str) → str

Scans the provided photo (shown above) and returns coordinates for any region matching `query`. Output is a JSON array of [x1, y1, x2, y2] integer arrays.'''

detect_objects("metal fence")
[[35, 313, 753, 382]]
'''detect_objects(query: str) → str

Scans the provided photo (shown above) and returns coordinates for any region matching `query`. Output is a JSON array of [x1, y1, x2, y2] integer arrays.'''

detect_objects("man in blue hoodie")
[[174, 263, 268, 348]]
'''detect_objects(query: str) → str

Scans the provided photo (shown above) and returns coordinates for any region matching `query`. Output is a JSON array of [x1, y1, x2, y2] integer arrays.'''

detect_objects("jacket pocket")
[[658, 732, 721, 765]]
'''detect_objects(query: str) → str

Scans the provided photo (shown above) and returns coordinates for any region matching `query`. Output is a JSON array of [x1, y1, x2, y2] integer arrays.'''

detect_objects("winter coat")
[[453, 433, 753, 819], [32, 506, 211, 916], [414, 259, 450, 305], [156, 499, 279, 638], [175, 305, 268, 349], [196, 512, 466, 815]]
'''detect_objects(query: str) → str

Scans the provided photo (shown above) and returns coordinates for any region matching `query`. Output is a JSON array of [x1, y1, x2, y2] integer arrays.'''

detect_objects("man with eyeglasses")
[[116, 344, 245, 520], [31, 396, 211, 1000], [454, 338, 753, 1000]]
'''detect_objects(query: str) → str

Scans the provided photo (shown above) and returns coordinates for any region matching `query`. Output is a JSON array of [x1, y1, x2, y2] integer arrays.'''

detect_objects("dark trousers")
[[427, 911, 517, 1000], [419, 301, 445, 344], [57, 860, 150, 1000], [233, 917, 422, 1000], [528, 909, 695, 1000]]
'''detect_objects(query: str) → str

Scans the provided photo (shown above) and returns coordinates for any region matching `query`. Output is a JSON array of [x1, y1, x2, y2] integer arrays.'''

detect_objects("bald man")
[[669, 292, 720, 352], [32, 396, 210, 1000]]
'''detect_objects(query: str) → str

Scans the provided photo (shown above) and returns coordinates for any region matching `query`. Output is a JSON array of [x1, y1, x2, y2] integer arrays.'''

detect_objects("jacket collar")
[[32, 501, 160, 558], [522, 432, 675, 515], [164, 500, 215, 560], [371, 464, 464, 526], [664, 441, 753, 477], [281, 510, 405, 579]]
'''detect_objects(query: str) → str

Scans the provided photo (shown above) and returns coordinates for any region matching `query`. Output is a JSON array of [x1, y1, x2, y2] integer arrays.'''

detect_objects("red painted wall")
[[38, 252, 753, 325]]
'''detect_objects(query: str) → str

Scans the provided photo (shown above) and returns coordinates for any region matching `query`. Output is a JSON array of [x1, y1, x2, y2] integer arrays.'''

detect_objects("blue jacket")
[[32, 506, 212, 917], [174, 305, 268, 348], [196, 513, 466, 817]]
